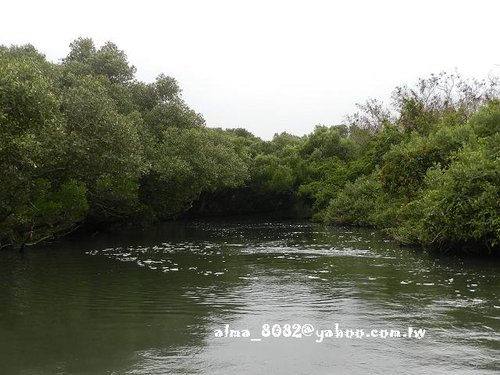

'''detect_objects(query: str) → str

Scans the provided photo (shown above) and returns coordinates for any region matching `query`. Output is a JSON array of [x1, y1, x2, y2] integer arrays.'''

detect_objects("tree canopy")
[[1, 39, 498, 254]]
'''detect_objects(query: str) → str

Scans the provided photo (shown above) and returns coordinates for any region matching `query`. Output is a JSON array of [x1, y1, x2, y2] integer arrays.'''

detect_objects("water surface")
[[0, 221, 498, 374]]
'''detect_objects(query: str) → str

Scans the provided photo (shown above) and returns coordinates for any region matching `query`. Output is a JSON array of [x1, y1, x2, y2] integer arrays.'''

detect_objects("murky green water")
[[0, 221, 498, 374]]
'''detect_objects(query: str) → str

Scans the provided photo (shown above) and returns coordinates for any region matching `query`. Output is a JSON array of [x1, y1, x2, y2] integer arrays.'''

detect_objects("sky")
[[1, 0, 499, 139]]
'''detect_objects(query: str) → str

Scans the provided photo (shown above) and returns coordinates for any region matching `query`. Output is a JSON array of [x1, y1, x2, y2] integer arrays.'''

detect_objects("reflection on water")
[[0, 221, 498, 374]]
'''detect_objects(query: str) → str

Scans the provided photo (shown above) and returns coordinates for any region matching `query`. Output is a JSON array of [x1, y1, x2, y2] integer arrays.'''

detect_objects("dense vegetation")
[[1, 39, 499, 254]]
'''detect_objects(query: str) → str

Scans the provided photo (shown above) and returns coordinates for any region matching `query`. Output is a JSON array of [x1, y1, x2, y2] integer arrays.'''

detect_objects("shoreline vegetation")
[[1, 38, 499, 254]]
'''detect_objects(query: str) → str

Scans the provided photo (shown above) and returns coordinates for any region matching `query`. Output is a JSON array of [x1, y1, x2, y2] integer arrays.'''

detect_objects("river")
[[0, 220, 498, 374]]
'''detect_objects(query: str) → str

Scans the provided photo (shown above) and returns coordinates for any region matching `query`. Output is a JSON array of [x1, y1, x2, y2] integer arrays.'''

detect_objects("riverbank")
[[1, 41, 498, 254]]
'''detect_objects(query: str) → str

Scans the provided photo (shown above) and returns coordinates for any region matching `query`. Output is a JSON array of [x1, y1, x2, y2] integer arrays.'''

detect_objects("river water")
[[0, 220, 498, 374]]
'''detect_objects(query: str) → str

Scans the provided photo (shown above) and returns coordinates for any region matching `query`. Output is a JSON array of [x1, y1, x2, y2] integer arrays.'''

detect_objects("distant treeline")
[[1, 38, 499, 253]]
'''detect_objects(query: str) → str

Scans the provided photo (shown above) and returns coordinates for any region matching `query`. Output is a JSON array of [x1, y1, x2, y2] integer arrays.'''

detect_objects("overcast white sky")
[[1, 0, 499, 139]]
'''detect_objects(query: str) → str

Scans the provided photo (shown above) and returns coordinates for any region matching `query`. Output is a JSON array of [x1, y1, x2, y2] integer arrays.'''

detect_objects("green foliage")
[[346, 124, 406, 179], [1, 39, 498, 254], [469, 100, 500, 138], [63, 38, 136, 84], [324, 173, 382, 226], [393, 141, 499, 252], [251, 154, 296, 193], [392, 72, 498, 134], [321, 75, 499, 253], [29, 179, 89, 228], [0, 179, 88, 245], [61, 75, 144, 180], [0, 39, 249, 246], [325, 95, 499, 253], [291, 126, 357, 218], [0, 47, 70, 246], [379, 123, 473, 199], [299, 125, 356, 161], [140, 127, 248, 219], [90, 176, 142, 222]]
